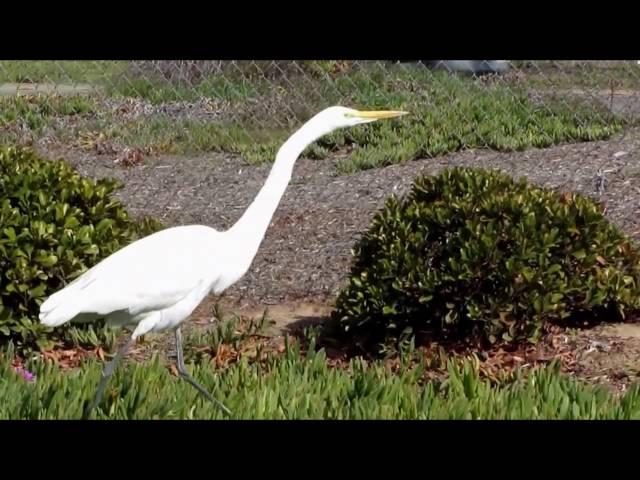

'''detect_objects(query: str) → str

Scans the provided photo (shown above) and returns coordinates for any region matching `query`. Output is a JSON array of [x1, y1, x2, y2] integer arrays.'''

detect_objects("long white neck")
[[227, 116, 330, 269]]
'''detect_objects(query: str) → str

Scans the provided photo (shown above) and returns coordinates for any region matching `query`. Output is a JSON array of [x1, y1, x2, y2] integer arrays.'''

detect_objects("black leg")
[[175, 327, 232, 416], [82, 336, 136, 420]]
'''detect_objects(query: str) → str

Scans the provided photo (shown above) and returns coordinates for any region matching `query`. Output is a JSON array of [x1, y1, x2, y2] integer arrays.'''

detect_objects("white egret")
[[39, 105, 408, 419]]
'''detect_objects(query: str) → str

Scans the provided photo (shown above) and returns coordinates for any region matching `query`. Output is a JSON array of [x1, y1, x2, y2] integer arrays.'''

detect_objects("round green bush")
[[332, 167, 640, 349], [0, 146, 162, 350]]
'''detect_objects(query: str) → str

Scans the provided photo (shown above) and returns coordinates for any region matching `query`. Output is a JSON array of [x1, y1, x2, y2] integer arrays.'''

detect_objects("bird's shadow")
[[276, 313, 356, 361], [282, 314, 327, 334]]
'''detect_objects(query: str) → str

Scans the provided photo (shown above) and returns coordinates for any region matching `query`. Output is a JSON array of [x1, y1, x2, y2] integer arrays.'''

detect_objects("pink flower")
[[14, 366, 35, 383]]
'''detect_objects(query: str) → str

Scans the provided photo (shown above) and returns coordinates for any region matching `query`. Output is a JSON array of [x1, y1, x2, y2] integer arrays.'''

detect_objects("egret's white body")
[[38, 105, 407, 418], [40, 225, 246, 337]]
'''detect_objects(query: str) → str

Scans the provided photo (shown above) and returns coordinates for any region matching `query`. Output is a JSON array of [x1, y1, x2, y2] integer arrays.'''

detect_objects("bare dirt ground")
[[36, 126, 640, 391]]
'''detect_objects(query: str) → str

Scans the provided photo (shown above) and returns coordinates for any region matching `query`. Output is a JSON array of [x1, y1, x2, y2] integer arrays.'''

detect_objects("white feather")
[[39, 225, 237, 336]]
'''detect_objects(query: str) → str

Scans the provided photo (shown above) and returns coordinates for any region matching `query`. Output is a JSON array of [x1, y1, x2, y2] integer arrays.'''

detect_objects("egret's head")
[[315, 105, 409, 131]]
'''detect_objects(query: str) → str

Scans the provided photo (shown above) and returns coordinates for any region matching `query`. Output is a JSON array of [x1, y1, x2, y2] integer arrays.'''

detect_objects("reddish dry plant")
[[115, 147, 146, 167]]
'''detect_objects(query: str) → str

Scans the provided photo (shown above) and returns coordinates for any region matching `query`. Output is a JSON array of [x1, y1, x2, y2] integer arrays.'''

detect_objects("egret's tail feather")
[[39, 276, 95, 327], [39, 270, 97, 319], [39, 300, 84, 327], [40, 285, 80, 313]]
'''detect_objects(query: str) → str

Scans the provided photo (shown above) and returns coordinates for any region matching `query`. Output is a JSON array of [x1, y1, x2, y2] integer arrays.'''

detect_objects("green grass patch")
[[0, 61, 128, 84], [0, 95, 100, 146], [92, 117, 284, 163], [320, 67, 624, 174], [1, 344, 639, 419], [106, 75, 273, 104], [0, 95, 97, 130]]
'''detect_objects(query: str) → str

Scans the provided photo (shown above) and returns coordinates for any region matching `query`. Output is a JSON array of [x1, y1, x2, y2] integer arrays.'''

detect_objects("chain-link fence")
[[1, 60, 638, 167]]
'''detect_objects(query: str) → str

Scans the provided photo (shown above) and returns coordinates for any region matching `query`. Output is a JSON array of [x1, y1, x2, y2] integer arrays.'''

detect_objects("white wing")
[[39, 225, 222, 327]]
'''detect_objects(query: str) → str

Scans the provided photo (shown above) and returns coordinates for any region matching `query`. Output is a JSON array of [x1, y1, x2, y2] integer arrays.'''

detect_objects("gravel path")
[[41, 127, 640, 307]]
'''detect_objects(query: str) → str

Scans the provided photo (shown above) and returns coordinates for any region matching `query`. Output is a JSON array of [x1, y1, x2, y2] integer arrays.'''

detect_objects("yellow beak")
[[353, 109, 409, 120]]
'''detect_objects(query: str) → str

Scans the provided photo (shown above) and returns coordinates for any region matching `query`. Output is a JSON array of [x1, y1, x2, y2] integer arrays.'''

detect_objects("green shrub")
[[332, 167, 640, 349], [0, 146, 162, 350]]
